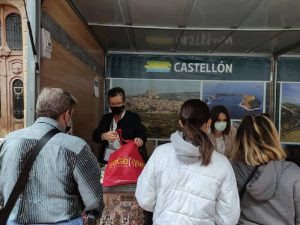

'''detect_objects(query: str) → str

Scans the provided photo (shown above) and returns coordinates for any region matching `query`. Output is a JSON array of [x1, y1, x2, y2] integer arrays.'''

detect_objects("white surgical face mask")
[[214, 121, 227, 132]]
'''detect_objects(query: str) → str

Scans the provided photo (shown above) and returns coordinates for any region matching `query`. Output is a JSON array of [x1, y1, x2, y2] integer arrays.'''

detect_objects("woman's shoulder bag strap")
[[239, 165, 259, 199]]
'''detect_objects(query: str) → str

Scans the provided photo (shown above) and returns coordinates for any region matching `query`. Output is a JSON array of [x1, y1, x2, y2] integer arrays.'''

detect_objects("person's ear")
[[207, 119, 212, 129], [179, 120, 184, 128], [201, 119, 211, 133], [63, 109, 71, 121], [68, 109, 74, 117]]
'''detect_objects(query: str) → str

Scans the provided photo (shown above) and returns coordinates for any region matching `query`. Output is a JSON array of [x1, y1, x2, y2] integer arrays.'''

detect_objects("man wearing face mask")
[[93, 87, 147, 163], [0, 87, 104, 225], [208, 105, 237, 158]]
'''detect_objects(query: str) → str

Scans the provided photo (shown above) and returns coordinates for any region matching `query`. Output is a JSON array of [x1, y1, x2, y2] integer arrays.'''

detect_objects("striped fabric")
[[0, 117, 103, 224]]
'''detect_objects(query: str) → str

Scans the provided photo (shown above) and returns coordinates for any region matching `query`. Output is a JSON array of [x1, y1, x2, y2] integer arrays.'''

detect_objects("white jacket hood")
[[136, 131, 240, 225], [170, 131, 201, 158]]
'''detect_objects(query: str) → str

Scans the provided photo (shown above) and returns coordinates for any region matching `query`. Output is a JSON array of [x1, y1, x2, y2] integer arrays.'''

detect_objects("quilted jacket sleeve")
[[135, 150, 157, 212], [216, 160, 240, 225]]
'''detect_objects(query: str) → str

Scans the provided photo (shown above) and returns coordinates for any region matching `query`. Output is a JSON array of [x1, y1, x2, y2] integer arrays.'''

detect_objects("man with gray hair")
[[0, 87, 103, 225]]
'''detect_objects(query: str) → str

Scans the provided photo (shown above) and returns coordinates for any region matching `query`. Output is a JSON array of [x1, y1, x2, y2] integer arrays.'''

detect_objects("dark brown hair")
[[108, 87, 126, 102], [210, 105, 231, 134], [180, 99, 214, 166]]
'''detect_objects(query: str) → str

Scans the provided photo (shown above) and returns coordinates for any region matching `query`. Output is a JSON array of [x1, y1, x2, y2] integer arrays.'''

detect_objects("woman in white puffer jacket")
[[135, 99, 240, 225]]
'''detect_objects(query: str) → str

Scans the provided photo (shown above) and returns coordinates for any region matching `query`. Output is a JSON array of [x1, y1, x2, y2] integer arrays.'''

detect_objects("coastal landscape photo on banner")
[[109, 78, 267, 139], [279, 82, 300, 144], [203, 81, 266, 120]]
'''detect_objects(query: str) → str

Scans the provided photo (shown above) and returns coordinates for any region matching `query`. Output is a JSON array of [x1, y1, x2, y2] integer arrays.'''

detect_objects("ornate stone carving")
[[11, 62, 23, 75], [0, 46, 12, 58]]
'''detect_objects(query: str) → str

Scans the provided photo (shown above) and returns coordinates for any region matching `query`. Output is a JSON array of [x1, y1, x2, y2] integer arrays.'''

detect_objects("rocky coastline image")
[[240, 95, 261, 110], [203, 81, 264, 119], [207, 93, 262, 111]]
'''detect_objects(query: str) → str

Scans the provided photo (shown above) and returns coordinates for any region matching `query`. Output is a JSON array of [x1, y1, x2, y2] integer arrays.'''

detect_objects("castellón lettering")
[[174, 62, 233, 74]]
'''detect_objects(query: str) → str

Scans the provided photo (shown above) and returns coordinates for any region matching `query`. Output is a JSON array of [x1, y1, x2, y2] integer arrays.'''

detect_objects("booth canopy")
[[70, 0, 300, 56]]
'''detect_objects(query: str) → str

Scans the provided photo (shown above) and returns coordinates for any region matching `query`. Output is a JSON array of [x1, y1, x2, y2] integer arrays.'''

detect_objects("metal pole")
[[270, 56, 278, 124]]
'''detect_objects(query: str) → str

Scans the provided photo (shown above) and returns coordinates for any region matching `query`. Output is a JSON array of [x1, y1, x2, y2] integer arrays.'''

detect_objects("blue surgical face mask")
[[207, 127, 211, 134], [214, 121, 227, 132]]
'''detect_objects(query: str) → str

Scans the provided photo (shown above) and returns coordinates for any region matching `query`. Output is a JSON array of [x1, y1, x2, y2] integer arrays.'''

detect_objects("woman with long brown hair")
[[208, 105, 236, 157], [231, 115, 300, 225], [135, 99, 240, 225]]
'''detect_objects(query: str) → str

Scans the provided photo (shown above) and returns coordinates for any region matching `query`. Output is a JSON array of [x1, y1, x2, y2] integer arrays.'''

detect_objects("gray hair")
[[36, 87, 78, 119]]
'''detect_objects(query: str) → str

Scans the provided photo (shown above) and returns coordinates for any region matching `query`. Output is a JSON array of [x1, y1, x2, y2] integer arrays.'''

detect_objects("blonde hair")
[[231, 115, 286, 166]]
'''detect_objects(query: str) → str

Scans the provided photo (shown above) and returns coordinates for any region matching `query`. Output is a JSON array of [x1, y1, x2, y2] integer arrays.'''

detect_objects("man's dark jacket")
[[92, 111, 147, 163]]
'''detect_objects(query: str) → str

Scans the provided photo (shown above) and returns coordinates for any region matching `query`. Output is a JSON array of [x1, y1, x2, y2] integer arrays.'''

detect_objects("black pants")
[[144, 211, 153, 225]]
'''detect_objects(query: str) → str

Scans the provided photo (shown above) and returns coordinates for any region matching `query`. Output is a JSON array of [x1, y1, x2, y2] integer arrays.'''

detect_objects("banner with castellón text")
[[106, 54, 270, 140], [107, 54, 271, 81]]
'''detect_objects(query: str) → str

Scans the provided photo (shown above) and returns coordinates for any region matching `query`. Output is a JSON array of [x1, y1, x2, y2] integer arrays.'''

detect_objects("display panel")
[[203, 81, 266, 120], [105, 54, 271, 148], [279, 82, 300, 144], [111, 78, 201, 138]]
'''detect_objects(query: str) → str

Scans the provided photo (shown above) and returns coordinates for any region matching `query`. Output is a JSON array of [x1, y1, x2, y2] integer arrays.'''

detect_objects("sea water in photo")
[[203, 81, 265, 119]]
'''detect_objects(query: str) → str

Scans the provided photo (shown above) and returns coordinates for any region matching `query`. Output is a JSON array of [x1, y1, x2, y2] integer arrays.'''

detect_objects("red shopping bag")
[[103, 129, 145, 187]]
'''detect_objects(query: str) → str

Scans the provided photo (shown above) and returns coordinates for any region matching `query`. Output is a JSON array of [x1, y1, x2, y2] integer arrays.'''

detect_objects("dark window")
[[6, 13, 22, 50], [12, 79, 23, 119]]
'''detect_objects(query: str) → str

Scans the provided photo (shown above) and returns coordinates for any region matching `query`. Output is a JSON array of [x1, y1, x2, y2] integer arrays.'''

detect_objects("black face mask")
[[110, 105, 125, 115], [64, 118, 72, 133], [65, 125, 71, 133]]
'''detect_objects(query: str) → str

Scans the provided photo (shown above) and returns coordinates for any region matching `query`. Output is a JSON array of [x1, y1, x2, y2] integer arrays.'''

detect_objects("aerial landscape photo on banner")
[[280, 82, 300, 143], [202, 81, 266, 120], [111, 78, 201, 138]]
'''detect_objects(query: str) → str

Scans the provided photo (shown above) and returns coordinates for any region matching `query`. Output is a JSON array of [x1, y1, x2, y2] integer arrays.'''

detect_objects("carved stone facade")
[[0, 46, 12, 58], [0, 1, 26, 137]]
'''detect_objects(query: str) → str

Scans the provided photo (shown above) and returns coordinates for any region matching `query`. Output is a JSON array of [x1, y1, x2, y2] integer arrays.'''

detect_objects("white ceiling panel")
[[241, 0, 300, 28], [176, 31, 231, 52], [134, 29, 180, 51], [291, 47, 300, 54], [128, 0, 189, 26], [71, 0, 123, 24], [187, 0, 261, 28], [252, 31, 300, 54], [216, 31, 280, 53], [91, 26, 132, 50], [70, 0, 300, 55]]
